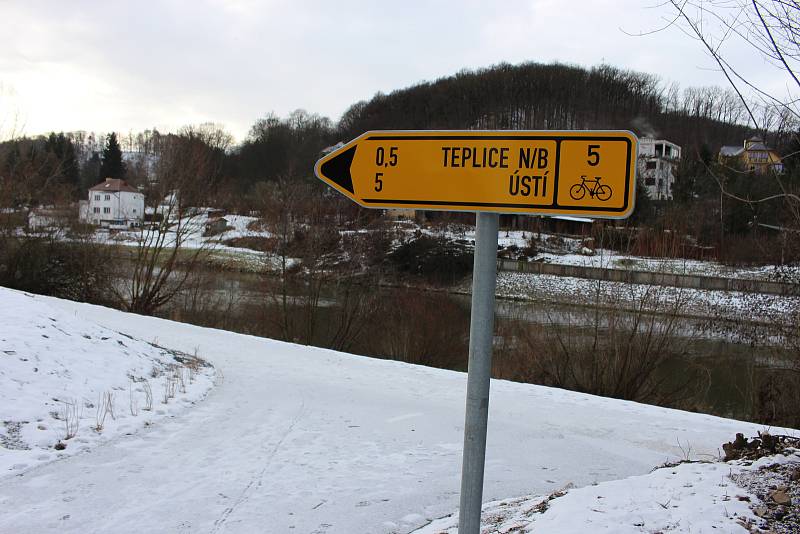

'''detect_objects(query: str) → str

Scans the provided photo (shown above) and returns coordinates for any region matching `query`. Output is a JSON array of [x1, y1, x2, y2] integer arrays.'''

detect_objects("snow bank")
[[492, 270, 799, 323], [1, 290, 796, 533], [417, 451, 800, 533], [0, 288, 215, 474]]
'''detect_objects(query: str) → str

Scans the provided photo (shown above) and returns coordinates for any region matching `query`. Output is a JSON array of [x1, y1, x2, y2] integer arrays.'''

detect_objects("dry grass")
[[60, 398, 81, 440]]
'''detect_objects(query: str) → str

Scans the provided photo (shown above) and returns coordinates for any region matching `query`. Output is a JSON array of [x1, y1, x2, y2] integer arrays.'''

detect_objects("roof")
[[746, 141, 769, 151], [89, 178, 139, 194], [720, 146, 744, 157]]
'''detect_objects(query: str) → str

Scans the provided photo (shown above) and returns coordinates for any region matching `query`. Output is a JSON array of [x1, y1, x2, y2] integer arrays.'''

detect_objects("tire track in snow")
[[211, 399, 306, 533]]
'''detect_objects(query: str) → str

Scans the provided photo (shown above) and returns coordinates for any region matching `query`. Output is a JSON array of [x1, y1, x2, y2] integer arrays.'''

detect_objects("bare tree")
[[114, 124, 232, 315], [657, 1, 799, 131], [653, 0, 800, 424], [494, 282, 706, 406], [253, 175, 381, 349]]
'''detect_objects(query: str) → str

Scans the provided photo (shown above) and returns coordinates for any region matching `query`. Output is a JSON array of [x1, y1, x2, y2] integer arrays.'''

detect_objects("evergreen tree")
[[44, 132, 80, 190], [673, 144, 714, 204], [100, 132, 126, 179], [81, 152, 101, 191]]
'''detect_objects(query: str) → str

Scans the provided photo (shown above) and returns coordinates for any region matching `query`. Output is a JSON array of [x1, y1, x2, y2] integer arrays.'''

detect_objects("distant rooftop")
[[720, 146, 744, 157], [89, 178, 139, 194], [746, 141, 769, 151]]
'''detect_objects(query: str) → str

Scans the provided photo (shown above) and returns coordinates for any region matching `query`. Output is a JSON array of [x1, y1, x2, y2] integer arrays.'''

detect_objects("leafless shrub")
[[175, 367, 187, 394], [186, 349, 201, 384], [372, 290, 470, 369], [94, 391, 114, 432], [129, 382, 139, 417], [107, 391, 116, 421], [162, 374, 177, 404], [142, 380, 153, 411], [60, 398, 80, 440], [162, 377, 169, 404], [494, 281, 708, 406]]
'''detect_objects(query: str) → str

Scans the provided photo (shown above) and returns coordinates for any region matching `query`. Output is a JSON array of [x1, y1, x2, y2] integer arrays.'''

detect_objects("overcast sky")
[[0, 0, 791, 143]]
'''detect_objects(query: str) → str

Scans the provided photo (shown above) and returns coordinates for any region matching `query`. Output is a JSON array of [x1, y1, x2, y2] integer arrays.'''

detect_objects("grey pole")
[[458, 211, 499, 534]]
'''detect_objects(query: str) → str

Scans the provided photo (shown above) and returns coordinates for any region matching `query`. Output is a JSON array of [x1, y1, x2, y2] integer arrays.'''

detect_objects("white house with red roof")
[[81, 178, 145, 228]]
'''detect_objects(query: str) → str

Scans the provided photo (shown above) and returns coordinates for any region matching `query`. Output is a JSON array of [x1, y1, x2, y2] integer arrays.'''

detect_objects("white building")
[[82, 178, 145, 228], [637, 138, 682, 201]]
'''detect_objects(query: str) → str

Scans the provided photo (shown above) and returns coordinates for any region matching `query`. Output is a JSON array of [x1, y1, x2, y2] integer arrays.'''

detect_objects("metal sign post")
[[314, 130, 637, 534], [457, 211, 499, 534]]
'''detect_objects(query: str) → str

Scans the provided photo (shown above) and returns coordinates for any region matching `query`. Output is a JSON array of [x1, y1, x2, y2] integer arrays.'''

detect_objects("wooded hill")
[[4, 61, 787, 206], [336, 62, 760, 156]]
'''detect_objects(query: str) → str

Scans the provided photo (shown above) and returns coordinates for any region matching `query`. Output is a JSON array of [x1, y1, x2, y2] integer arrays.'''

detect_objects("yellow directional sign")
[[315, 130, 638, 219]]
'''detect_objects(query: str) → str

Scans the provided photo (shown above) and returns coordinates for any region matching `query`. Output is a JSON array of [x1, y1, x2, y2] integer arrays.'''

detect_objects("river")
[[155, 266, 794, 423]]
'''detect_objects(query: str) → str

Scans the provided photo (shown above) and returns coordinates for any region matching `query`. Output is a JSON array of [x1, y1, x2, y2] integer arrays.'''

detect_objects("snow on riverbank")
[[1, 290, 797, 533], [0, 288, 215, 474], [490, 270, 800, 324], [429, 225, 798, 282]]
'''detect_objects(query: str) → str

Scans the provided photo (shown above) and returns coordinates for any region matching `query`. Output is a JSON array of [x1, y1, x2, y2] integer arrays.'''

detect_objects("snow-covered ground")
[[418, 451, 799, 533], [97, 212, 266, 250], [425, 225, 798, 283], [532, 249, 796, 283], [0, 288, 796, 533], [94, 212, 278, 271], [0, 289, 215, 474], [491, 271, 800, 324]]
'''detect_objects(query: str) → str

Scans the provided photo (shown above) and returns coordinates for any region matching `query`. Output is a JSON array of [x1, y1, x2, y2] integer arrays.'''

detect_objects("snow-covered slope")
[[0, 289, 794, 533], [419, 451, 800, 533], [0, 289, 215, 474]]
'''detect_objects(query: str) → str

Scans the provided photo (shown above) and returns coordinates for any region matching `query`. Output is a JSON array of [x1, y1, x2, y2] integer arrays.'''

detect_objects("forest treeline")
[[4, 61, 796, 205]]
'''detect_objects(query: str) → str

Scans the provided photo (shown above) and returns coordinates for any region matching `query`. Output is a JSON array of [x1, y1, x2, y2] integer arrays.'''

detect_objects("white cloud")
[[0, 0, 794, 142]]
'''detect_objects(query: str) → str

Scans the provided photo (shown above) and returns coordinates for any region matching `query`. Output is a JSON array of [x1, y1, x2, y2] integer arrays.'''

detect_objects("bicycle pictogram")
[[569, 175, 613, 201]]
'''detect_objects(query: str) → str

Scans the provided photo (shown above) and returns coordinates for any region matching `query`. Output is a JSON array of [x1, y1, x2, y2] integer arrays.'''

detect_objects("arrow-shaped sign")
[[315, 130, 638, 219]]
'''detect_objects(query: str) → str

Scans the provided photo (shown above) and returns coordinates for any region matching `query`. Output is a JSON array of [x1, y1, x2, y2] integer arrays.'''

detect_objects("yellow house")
[[719, 136, 784, 174]]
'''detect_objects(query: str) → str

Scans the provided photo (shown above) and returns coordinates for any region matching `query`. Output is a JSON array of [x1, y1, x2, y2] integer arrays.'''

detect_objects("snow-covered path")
[[0, 295, 777, 533]]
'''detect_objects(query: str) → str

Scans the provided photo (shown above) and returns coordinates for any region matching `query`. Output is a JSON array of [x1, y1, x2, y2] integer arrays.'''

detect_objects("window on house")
[[664, 146, 672, 157], [103, 207, 111, 214], [133, 209, 137, 213], [645, 177, 655, 186], [93, 207, 100, 213], [646, 161, 657, 170], [105, 194, 111, 201], [94, 195, 100, 201], [655, 145, 663, 157]]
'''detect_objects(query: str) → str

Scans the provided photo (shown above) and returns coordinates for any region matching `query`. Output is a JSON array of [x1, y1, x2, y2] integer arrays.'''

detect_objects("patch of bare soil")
[[725, 433, 799, 533]]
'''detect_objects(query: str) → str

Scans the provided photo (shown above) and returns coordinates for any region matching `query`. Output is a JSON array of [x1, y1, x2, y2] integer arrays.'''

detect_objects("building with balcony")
[[637, 138, 682, 201]]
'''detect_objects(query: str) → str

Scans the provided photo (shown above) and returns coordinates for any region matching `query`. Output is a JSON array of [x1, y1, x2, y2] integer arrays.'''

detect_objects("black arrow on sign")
[[319, 145, 357, 194]]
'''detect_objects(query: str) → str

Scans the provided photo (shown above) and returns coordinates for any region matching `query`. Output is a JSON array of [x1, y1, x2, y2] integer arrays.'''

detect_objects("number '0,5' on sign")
[[314, 130, 638, 219]]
